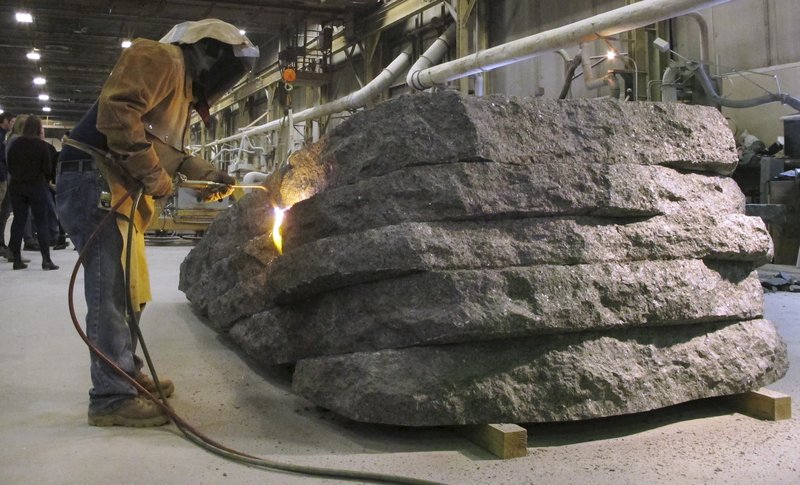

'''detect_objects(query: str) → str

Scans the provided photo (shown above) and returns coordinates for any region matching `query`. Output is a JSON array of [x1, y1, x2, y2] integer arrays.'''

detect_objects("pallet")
[[456, 423, 528, 459], [725, 388, 792, 421]]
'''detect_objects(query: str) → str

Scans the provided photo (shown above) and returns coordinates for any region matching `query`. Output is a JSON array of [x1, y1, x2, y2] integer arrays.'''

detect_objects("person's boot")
[[53, 235, 69, 250], [13, 257, 28, 270], [87, 396, 170, 427], [42, 256, 59, 271], [135, 373, 175, 398]]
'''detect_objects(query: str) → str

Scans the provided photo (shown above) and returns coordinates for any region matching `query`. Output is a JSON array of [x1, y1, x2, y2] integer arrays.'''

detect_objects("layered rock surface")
[[180, 91, 787, 426]]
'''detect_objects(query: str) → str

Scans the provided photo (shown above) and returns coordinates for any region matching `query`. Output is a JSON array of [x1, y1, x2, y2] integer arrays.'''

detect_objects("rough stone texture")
[[284, 162, 745, 249], [269, 213, 771, 301], [230, 260, 764, 365], [292, 319, 788, 426], [179, 191, 278, 328], [179, 92, 788, 427], [320, 92, 738, 191]]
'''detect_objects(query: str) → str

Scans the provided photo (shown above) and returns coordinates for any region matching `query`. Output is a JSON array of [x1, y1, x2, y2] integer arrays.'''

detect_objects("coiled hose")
[[67, 187, 446, 485]]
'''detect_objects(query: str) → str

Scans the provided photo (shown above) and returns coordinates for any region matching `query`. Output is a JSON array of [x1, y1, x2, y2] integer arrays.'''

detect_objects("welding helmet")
[[160, 18, 259, 123]]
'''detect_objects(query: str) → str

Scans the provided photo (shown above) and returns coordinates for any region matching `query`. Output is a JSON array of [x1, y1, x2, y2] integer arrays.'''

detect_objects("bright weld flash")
[[606, 50, 617, 60], [272, 207, 285, 254]]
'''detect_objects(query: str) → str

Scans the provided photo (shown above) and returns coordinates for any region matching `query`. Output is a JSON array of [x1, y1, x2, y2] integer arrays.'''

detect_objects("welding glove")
[[142, 168, 175, 199], [198, 170, 236, 202]]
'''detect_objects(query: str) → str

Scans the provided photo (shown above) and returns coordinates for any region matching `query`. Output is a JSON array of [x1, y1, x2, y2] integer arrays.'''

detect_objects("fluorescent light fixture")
[[42, 106, 51, 112], [16, 12, 33, 23], [33, 76, 46, 85], [39, 94, 50, 101], [121, 40, 132, 48], [27, 50, 41, 60], [239, 29, 246, 35]]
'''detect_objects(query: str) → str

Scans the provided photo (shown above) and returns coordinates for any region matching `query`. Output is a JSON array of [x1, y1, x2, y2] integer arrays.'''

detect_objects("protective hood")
[[159, 18, 259, 59], [160, 19, 260, 125]]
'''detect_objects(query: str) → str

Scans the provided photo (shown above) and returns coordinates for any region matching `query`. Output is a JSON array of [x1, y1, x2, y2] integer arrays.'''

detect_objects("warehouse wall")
[[676, 0, 800, 143], [486, 0, 625, 100], [484, 0, 800, 143]]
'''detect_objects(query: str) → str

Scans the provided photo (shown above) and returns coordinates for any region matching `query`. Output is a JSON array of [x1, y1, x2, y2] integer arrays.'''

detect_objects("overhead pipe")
[[208, 45, 413, 147], [407, 24, 457, 90], [410, 0, 733, 90]]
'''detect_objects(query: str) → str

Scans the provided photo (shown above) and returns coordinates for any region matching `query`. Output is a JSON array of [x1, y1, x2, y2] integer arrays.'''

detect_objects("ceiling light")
[[42, 106, 51, 112], [121, 40, 132, 48], [33, 76, 46, 85], [27, 50, 41, 60], [39, 94, 50, 101], [16, 12, 33, 23]]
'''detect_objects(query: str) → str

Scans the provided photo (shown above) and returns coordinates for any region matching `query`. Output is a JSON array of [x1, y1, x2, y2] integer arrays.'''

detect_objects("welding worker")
[[55, 19, 259, 427]]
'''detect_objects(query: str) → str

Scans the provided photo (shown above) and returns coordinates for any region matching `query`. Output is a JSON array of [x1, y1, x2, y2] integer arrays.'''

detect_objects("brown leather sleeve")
[[95, 41, 179, 188]]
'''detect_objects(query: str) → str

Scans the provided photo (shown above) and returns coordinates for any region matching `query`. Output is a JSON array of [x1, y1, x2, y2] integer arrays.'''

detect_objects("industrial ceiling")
[[0, 0, 379, 126]]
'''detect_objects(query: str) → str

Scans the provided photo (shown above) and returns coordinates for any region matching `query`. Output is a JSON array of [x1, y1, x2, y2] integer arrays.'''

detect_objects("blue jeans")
[[56, 167, 139, 411]]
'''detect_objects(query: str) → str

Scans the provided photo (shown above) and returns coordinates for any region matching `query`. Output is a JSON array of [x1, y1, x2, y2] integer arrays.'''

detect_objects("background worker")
[[56, 19, 258, 427], [0, 112, 15, 259], [6, 115, 59, 270]]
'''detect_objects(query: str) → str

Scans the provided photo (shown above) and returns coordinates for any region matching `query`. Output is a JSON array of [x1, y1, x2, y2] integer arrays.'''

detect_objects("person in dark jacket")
[[0, 111, 15, 259], [6, 115, 59, 270]]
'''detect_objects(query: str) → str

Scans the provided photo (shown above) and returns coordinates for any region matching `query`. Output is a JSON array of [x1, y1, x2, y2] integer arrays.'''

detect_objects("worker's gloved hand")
[[144, 169, 175, 199], [198, 171, 235, 202]]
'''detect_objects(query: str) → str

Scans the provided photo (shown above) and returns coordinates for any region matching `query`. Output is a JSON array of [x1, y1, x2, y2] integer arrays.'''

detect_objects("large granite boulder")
[[180, 91, 787, 426]]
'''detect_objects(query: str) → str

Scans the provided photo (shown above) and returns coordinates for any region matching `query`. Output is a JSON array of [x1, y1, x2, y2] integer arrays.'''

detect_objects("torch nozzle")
[[177, 179, 269, 192]]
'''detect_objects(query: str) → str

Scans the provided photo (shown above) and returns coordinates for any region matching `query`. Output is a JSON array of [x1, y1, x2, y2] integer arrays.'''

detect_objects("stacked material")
[[180, 91, 788, 426]]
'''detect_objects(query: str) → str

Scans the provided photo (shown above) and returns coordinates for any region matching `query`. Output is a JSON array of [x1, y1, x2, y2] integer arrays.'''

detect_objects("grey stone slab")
[[179, 190, 278, 328], [229, 260, 764, 365], [268, 213, 770, 301], [320, 92, 738, 190], [283, 162, 744, 249], [292, 319, 788, 426]]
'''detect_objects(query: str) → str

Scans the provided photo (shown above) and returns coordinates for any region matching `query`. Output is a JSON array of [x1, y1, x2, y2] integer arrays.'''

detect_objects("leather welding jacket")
[[63, 38, 216, 231]]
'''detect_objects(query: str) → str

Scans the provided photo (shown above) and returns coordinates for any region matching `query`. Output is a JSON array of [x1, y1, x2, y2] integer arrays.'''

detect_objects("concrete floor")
[[1, 241, 798, 484]]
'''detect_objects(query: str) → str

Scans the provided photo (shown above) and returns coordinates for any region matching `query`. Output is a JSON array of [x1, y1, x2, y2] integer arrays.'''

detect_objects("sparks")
[[272, 207, 285, 254]]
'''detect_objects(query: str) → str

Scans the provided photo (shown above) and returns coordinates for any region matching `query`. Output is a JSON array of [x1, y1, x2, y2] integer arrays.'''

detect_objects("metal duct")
[[410, 0, 733, 89], [208, 45, 413, 147]]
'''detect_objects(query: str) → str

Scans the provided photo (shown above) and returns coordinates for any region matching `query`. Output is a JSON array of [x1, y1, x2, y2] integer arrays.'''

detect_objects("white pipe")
[[208, 45, 413, 147], [579, 44, 616, 90], [411, 0, 732, 89], [686, 12, 710, 64], [242, 171, 268, 184], [407, 25, 457, 90]]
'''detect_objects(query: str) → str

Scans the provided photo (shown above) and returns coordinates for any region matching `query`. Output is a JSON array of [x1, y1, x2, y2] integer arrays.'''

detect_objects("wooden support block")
[[457, 423, 528, 459], [726, 388, 792, 421]]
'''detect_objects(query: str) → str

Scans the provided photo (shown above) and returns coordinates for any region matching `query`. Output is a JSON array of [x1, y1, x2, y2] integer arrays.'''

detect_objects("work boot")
[[0, 246, 10, 259], [42, 258, 59, 271], [87, 396, 170, 427], [135, 373, 175, 398], [13, 259, 28, 270], [6, 254, 30, 263], [23, 241, 40, 251]]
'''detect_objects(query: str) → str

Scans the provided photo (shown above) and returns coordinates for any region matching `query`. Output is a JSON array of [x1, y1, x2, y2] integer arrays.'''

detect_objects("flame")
[[272, 207, 285, 254]]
